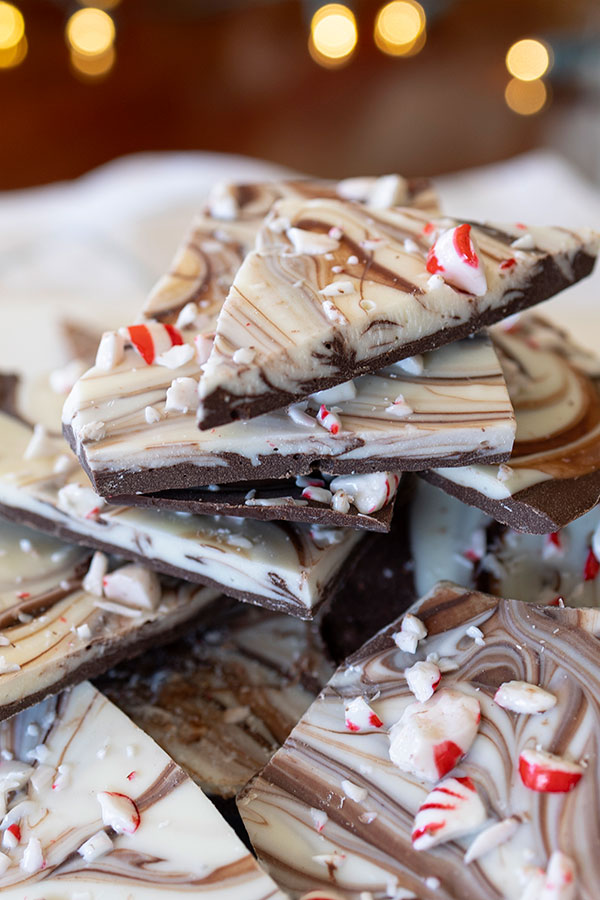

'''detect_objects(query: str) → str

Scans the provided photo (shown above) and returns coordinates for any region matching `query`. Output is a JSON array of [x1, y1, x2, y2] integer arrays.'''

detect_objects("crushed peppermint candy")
[[519, 747, 583, 793], [511, 232, 535, 250], [83, 551, 108, 597], [344, 696, 383, 733], [426, 224, 487, 296], [287, 227, 340, 255], [466, 624, 485, 646], [316, 404, 342, 435], [331, 489, 351, 514], [329, 472, 400, 515], [341, 779, 368, 804], [97, 791, 140, 834], [165, 376, 199, 413], [464, 816, 520, 864], [144, 405, 161, 424], [95, 331, 125, 370], [392, 612, 427, 655], [411, 776, 486, 851], [389, 688, 480, 782], [78, 829, 113, 862], [319, 280, 355, 297], [57, 483, 106, 520], [539, 851, 577, 900], [310, 807, 328, 832], [79, 420, 106, 442], [20, 835, 44, 873], [322, 299, 347, 324], [301, 486, 333, 505], [494, 681, 557, 715], [404, 660, 441, 703], [102, 564, 161, 611], [124, 322, 183, 366], [175, 301, 199, 330], [232, 347, 256, 365]]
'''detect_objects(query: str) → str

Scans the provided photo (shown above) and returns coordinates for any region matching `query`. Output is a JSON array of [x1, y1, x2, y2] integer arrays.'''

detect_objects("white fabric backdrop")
[[0, 150, 597, 376]]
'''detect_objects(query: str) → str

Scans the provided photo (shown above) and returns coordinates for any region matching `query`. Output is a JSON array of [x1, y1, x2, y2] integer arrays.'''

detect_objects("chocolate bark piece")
[[0, 680, 284, 899], [98, 602, 334, 799], [0, 516, 221, 721], [62, 330, 515, 498], [196, 204, 598, 428], [0, 412, 364, 618], [115, 475, 397, 532], [422, 315, 600, 532], [238, 581, 600, 899], [144, 175, 438, 327]]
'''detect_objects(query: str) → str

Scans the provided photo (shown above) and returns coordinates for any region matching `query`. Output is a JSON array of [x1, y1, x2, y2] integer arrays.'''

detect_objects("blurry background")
[[0, 0, 599, 189]]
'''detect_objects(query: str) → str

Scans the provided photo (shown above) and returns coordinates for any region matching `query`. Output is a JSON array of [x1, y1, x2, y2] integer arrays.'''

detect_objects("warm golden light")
[[0, 2, 24, 51], [374, 1, 425, 56], [506, 38, 551, 82], [309, 4, 357, 67], [0, 32, 26, 68], [505, 77, 548, 116], [70, 44, 115, 79], [66, 8, 115, 57]]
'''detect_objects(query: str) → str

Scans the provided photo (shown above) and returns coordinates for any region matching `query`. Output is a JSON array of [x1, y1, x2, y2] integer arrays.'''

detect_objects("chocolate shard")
[[113, 474, 398, 533], [238, 581, 600, 899], [0, 516, 221, 722], [196, 204, 598, 428], [98, 602, 334, 799], [0, 680, 284, 898], [0, 412, 364, 618], [422, 315, 600, 532], [61, 328, 515, 498]]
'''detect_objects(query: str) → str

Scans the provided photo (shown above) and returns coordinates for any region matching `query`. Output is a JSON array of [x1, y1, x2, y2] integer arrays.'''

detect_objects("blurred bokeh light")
[[505, 76, 548, 116], [309, 4, 357, 67], [0, 1, 23, 50], [506, 38, 552, 81], [66, 7, 115, 57], [374, 1, 426, 57]]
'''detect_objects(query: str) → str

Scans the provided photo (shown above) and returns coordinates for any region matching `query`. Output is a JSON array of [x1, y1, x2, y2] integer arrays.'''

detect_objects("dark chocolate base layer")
[[421, 467, 600, 534], [197, 249, 596, 429]]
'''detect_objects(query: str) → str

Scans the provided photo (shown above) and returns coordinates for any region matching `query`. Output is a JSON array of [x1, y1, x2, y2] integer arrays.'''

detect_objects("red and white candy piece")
[[392, 612, 427, 654], [102, 564, 161, 612], [301, 486, 333, 505], [97, 791, 140, 834], [20, 836, 44, 874], [329, 472, 400, 515], [78, 829, 114, 862], [426, 224, 488, 296], [583, 547, 599, 582], [389, 688, 480, 783], [543, 532, 565, 560], [316, 404, 342, 435], [96, 331, 125, 371], [344, 696, 383, 733], [494, 681, 557, 715], [464, 816, 519, 864], [165, 376, 200, 413], [123, 322, 183, 365], [411, 775, 486, 851], [518, 748, 583, 793], [539, 851, 577, 900], [404, 660, 441, 703], [385, 394, 413, 418]]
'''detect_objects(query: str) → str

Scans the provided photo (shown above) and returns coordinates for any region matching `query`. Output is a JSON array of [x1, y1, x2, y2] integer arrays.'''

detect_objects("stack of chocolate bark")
[[0, 171, 599, 898]]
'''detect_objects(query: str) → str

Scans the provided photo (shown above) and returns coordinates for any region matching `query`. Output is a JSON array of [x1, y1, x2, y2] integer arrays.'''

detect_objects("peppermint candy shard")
[[404, 660, 441, 703], [411, 776, 486, 851], [518, 748, 583, 793], [97, 791, 141, 834], [126, 322, 183, 365], [540, 851, 577, 900], [494, 681, 557, 715], [464, 816, 519, 864], [426, 224, 488, 296], [389, 688, 480, 783], [344, 696, 383, 733]]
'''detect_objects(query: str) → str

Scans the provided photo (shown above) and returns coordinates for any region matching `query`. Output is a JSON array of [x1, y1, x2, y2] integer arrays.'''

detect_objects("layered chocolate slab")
[[197, 203, 598, 427], [0, 413, 364, 617], [63, 330, 515, 498], [239, 582, 600, 899], [0, 680, 284, 898], [99, 602, 334, 798], [423, 316, 600, 532], [0, 516, 220, 720]]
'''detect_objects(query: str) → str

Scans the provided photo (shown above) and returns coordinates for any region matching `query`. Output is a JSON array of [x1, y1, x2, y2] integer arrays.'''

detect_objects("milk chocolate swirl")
[[239, 582, 600, 899]]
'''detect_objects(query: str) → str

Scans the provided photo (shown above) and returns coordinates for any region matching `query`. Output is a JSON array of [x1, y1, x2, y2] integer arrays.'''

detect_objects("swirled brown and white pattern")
[[0, 680, 285, 898], [143, 176, 438, 326], [425, 315, 600, 532], [197, 201, 597, 427], [238, 582, 600, 899], [0, 413, 363, 617], [0, 515, 220, 720], [62, 329, 515, 498], [99, 602, 334, 798]]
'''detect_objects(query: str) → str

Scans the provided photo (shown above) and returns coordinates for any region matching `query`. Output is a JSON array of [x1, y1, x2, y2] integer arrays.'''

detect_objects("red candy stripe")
[[584, 548, 599, 581], [433, 740, 464, 778], [453, 224, 478, 267]]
